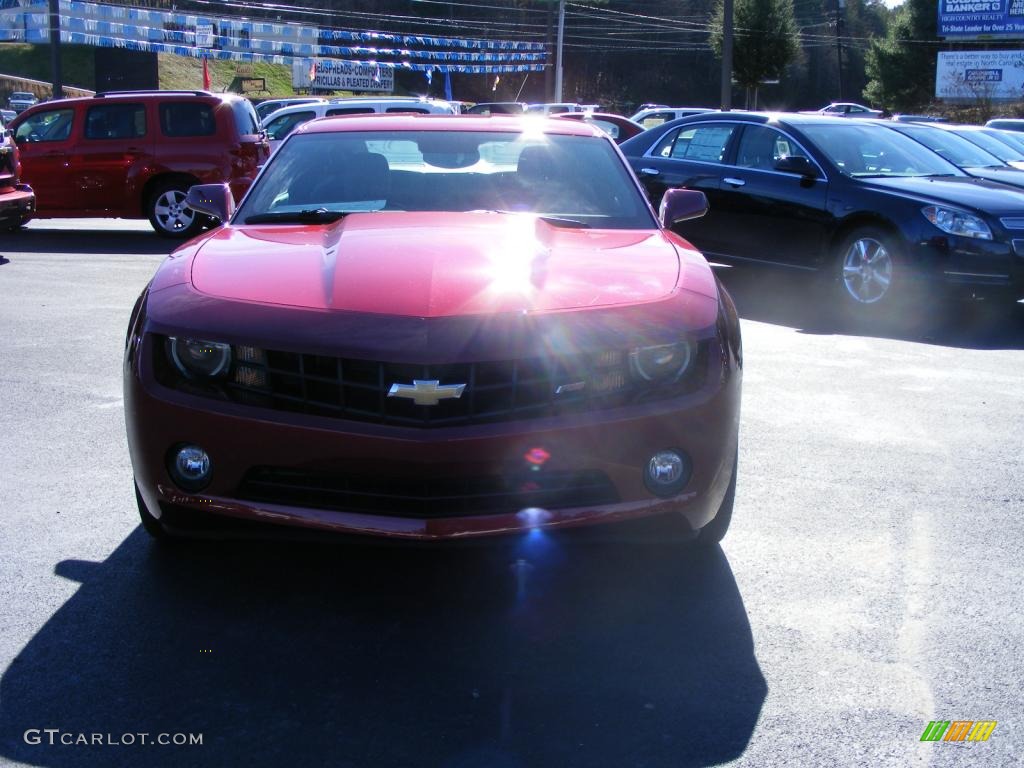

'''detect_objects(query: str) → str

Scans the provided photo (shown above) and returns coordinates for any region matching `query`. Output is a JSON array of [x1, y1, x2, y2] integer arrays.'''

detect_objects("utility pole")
[[544, 0, 554, 101], [720, 0, 734, 110], [48, 0, 62, 99], [554, 0, 565, 102], [836, 0, 845, 101]]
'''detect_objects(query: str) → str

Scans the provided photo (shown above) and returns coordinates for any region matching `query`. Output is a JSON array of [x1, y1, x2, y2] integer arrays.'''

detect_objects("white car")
[[262, 98, 458, 150], [524, 102, 597, 116], [803, 102, 884, 118], [629, 107, 714, 128], [254, 97, 326, 123]]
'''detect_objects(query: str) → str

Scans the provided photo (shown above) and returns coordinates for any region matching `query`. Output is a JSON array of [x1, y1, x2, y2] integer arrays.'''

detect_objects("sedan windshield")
[[889, 124, 1003, 168], [984, 127, 1024, 154], [949, 128, 1024, 162], [800, 123, 963, 177], [236, 129, 655, 229]]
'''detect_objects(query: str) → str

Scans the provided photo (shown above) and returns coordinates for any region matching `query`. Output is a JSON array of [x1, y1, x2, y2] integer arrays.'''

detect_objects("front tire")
[[694, 450, 737, 546], [835, 226, 903, 313], [135, 483, 169, 540], [147, 180, 203, 239]]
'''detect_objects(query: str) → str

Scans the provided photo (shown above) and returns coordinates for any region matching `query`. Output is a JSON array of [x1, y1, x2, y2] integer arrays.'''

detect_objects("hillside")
[[157, 54, 295, 97], [0, 43, 97, 90], [0, 44, 298, 98]]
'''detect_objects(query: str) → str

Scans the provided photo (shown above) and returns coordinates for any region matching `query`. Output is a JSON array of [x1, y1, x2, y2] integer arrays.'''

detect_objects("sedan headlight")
[[922, 205, 993, 240], [630, 342, 693, 382], [168, 337, 232, 379]]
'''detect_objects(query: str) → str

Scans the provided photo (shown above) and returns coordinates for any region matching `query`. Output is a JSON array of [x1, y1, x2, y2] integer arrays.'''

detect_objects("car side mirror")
[[186, 183, 235, 223], [659, 187, 708, 227], [774, 155, 817, 177]]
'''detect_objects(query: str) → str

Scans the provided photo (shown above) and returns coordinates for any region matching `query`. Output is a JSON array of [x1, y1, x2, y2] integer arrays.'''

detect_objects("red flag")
[[202, 58, 211, 90]]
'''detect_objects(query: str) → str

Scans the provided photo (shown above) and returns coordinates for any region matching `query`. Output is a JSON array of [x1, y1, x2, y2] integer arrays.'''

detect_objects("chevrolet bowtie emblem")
[[387, 379, 466, 406]]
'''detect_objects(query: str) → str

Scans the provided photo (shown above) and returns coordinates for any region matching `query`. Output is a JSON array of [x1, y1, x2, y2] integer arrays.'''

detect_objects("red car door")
[[11, 105, 78, 212], [71, 100, 154, 215]]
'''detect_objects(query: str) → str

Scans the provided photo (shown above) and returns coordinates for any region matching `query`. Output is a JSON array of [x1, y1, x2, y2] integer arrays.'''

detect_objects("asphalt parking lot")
[[1, 219, 1022, 767]]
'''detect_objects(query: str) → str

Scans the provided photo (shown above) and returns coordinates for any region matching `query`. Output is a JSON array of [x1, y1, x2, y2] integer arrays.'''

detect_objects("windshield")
[[889, 125, 1002, 168], [950, 128, 1024, 162], [983, 127, 1024, 154], [236, 129, 656, 229], [800, 123, 963, 177]]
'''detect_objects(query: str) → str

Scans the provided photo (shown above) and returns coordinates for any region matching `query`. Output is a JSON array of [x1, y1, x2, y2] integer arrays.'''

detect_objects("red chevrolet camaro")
[[124, 115, 742, 544]]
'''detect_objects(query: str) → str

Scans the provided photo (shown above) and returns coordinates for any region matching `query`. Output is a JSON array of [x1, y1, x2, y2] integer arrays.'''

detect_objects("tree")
[[710, 0, 800, 99], [863, 0, 939, 111]]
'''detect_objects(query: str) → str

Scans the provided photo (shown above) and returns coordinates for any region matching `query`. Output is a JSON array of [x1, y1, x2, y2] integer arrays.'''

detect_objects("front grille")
[[186, 342, 708, 427], [1001, 217, 1024, 230], [237, 466, 620, 518]]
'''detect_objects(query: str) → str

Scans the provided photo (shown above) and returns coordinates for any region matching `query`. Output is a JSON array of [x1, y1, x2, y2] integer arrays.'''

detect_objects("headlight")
[[168, 337, 232, 379], [922, 205, 993, 240], [630, 341, 693, 382]]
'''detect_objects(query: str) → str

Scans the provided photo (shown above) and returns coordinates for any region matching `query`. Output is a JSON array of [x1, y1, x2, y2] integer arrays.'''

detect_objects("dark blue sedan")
[[620, 112, 1024, 321]]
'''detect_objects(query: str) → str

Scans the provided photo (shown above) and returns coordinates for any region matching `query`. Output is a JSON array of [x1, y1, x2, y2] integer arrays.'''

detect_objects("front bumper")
[[915, 233, 1024, 300], [0, 183, 34, 225], [126, 335, 741, 541]]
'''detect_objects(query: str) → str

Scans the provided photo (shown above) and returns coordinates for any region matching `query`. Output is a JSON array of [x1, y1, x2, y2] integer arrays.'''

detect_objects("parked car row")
[[619, 111, 1024, 318]]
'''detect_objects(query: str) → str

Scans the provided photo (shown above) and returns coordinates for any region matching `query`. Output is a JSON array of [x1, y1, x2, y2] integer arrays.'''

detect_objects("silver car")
[[8, 92, 38, 114]]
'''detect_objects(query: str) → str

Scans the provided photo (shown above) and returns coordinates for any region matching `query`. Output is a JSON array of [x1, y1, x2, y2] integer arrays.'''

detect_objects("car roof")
[[666, 110, 865, 127], [328, 96, 453, 105], [296, 114, 602, 137], [264, 99, 456, 120], [13, 90, 230, 109]]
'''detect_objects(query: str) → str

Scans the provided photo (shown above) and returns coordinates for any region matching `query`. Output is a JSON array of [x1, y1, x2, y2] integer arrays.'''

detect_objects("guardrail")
[[0, 73, 95, 101]]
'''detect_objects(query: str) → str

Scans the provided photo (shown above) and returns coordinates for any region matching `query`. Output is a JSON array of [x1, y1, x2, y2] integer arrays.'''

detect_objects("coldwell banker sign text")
[[939, 0, 1024, 37], [936, 50, 1024, 100], [293, 60, 394, 92]]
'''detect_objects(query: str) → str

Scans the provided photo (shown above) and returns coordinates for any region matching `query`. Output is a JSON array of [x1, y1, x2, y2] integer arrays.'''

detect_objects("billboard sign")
[[938, 0, 1024, 38], [292, 59, 394, 92], [936, 50, 1024, 100]]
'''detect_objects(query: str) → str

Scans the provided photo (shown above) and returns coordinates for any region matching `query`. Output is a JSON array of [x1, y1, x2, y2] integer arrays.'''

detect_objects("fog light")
[[169, 445, 211, 491], [644, 449, 691, 497]]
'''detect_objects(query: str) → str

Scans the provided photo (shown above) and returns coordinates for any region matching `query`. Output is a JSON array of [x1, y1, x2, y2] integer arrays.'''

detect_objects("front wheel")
[[135, 483, 170, 540], [837, 227, 899, 305], [147, 181, 203, 239], [694, 450, 737, 546], [831, 226, 922, 326]]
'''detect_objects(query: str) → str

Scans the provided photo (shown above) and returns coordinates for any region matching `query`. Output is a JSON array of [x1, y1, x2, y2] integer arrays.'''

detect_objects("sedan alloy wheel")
[[841, 234, 894, 305]]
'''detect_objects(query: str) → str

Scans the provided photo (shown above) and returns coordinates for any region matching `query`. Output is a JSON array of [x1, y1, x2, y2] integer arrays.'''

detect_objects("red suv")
[[8, 90, 269, 237], [0, 121, 34, 231]]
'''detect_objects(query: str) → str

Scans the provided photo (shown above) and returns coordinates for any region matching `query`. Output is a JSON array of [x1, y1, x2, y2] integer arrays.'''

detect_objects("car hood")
[[189, 212, 705, 317], [863, 175, 1024, 215], [964, 165, 1024, 189]]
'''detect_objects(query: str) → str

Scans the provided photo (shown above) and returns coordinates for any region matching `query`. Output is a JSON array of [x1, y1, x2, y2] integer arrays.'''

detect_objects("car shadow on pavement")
[[715, 264, 1024, 350], [0, 530, 766, 768], [4, 228, 179, 256]]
